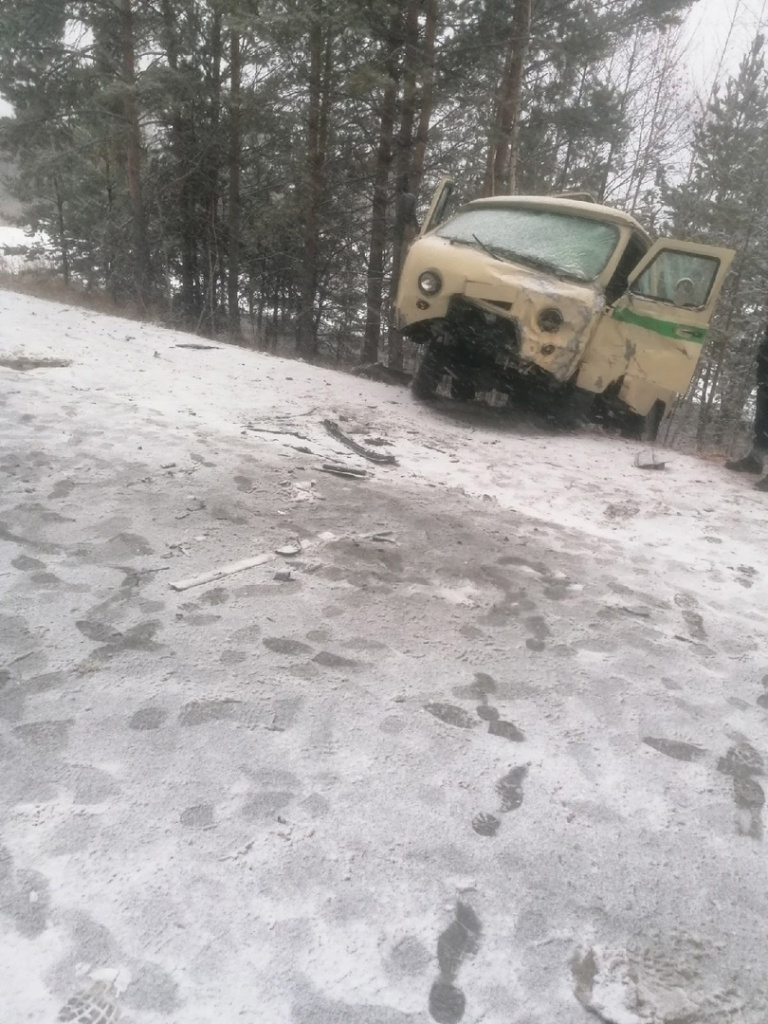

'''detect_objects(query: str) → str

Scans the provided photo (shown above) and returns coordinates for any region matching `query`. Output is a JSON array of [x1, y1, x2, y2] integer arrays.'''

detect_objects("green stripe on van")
[[612, 305, 708, 343]]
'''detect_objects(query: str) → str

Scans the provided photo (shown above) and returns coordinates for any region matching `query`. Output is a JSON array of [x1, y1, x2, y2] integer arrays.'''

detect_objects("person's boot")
[[725, 450, 764, 474], [755, 475, 768, 491]]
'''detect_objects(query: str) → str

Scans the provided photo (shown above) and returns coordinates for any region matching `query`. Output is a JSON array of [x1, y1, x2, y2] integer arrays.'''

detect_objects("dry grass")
[[0, 268, 413, 387], [0, 269, 149, 321]]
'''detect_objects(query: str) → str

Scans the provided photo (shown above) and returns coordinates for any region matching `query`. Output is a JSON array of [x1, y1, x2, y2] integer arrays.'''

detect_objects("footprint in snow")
[[472, 764, 528, 837], [488, 719, 525, 741], [424, 703, 477, 729], [496, 765, 528, 811], [428, 902, 482, 1024], [453, 673, 526, 741], [643, 737, 705, 762], [717, 742, 765, 838], [646, 736, 766, 838]]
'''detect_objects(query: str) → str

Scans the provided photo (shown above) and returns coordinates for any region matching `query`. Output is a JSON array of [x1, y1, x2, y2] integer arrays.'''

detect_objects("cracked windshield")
[[435, 207, 620, 279], [0, 0, 765, 1023]]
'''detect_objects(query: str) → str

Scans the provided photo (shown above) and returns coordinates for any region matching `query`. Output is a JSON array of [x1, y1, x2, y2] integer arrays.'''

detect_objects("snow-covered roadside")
[[3, 290, 765, 552], [4, 290, 765, 639], [1, 290, 767, 1024]]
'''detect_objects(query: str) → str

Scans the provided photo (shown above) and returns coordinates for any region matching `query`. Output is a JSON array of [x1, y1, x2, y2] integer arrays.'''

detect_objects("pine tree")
[[666, 35, 768, 450]]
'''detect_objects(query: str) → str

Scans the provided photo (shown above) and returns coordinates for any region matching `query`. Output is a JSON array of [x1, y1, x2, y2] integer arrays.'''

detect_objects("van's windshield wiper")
[[470, 234, 503, 261], [446, 234, 503, 261], [511, 252, 587, 280], [446, 236, 586, 280]]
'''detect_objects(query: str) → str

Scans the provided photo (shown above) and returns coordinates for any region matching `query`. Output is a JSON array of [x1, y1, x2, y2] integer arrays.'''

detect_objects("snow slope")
[[0, 290, 766, 1024]]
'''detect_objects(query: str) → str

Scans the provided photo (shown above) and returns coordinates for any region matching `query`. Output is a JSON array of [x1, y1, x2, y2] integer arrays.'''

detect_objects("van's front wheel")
[[450, 375, 477, 401], [412, 339, 447, 400]]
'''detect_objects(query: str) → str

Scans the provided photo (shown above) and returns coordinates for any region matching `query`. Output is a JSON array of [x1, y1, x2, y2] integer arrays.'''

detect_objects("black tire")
[[618, 411, 646, 440], [619, 399, 665, 442], [411, 340, 445, 400], [450, 376, 477, 401], [550, 385, 594, 429]]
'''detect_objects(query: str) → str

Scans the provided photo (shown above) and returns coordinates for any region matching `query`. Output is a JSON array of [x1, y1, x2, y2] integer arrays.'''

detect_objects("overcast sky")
[[682, 0, 768, 95]]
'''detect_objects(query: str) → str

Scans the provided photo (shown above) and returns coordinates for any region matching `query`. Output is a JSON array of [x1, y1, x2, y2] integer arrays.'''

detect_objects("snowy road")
[[1, 291, 767, 1024]]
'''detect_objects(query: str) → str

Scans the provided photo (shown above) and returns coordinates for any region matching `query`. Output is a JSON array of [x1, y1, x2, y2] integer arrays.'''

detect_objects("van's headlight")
[[418, 270, 442, 296], [538, 307, 564, 332]]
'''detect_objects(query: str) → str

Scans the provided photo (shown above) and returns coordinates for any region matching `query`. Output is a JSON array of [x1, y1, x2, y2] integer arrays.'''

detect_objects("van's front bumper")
[[394, 237, 600, 383]]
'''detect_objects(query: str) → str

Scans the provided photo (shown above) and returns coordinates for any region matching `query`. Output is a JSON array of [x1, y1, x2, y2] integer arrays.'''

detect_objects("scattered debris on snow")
[[635, 450, 669, 470], [320, 462, 368, 478], [323, 417, 398, 464], [275, 541, 302, 556], [169, 552, 275, 590]]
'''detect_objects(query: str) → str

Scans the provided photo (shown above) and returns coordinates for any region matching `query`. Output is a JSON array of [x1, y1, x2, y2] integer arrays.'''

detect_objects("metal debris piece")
[[321, 462, 368, 479], [246, 424, 310, 440], [275, 542, 302, 556], [619, 604, 652, 618], [323, 419, 398, 464], [358, 530, 397, 544], [170, 553, 275, 591], [635, 451, 669, 470]]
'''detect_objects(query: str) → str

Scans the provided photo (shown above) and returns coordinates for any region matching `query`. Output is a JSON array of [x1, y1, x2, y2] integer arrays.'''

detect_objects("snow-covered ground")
[[0, 290, 766, 1024]]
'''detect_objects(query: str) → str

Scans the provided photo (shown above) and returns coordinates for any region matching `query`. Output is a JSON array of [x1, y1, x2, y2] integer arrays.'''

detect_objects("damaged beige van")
[[393, 179, 734, 439]]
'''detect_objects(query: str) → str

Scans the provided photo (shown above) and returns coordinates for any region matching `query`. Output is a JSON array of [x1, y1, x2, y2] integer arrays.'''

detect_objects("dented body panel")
[[395, 233, 602, 382], [394, 190, 734, 424]]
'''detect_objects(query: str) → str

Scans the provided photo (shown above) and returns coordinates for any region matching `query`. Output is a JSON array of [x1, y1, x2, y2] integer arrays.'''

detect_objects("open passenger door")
[[578, 238, 735, 413], [420, 176, 454, 236], [614, 238, 735, 344]]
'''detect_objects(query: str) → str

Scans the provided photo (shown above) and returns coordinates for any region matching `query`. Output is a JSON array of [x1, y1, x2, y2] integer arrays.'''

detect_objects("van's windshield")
[[434, 206, 620, 282]]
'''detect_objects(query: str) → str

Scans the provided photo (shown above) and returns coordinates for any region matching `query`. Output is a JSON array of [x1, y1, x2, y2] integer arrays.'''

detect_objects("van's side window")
[[631, 249, 720, 308], [604, 234, 648, 305]]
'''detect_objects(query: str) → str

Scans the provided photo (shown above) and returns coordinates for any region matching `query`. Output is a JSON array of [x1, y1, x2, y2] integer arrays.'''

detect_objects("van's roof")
[[466, 195, 651, 243]]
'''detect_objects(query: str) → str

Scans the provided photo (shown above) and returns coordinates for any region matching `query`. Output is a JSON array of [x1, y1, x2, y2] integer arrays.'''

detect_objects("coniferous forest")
[[1, 0, 767, 450]]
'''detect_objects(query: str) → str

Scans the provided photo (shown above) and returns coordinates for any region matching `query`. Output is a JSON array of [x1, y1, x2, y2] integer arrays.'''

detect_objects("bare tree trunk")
[[411, 0, 438, 194], [201, 7, 223, 334], [363, 7, 402, 364], [296, 0, 324, 356], [228, 29, 242, 334], [385, 0, 438, 370], [387, 0, 421, 371], [117, 0, 152, 310], [52, 170, 70, 287], [695, 352, 717, 449], [482, 0, 532, 197], [696, 243, 753, 447], [598, 28, 640, 201], [556, 67, 587, 191], [102, 149, 119, 298], [160, 0, 199, 321]]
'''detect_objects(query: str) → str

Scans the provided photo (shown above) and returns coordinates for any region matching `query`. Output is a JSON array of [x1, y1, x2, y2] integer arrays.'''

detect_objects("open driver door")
[[419, 176, 455, 236]]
